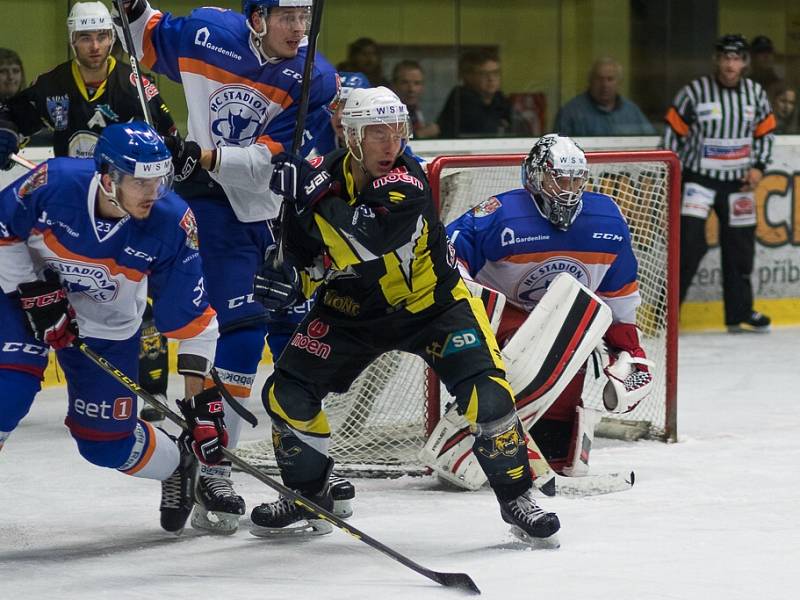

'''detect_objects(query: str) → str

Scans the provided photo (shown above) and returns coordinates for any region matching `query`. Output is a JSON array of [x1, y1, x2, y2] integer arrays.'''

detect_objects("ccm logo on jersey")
[[124, 247, 156, 262], [372, 172, 423, 191], [593, 232, 624, 241], [74, 397, 134, 420]]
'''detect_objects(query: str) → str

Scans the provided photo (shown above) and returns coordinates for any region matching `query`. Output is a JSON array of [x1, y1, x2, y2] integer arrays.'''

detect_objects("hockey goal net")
[[236, 150, 680, 475]]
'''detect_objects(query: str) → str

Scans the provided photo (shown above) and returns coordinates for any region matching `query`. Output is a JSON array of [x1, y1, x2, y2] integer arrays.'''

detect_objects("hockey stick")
[[10, 152, 37, 170], [75, 340, 481, 595], [275, 0, 325, 264], [112, 0, 153, 126]]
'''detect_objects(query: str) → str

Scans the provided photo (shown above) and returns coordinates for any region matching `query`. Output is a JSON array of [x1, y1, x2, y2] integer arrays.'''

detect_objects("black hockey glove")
[[270, 152, 332, 215], [17, 280, 79, 350], [177, 386, 228, 465], [111, 0, 147, 24], [0, 118, 19, 171], [253, 245, 302, 311], [164, 133, 202, 183]]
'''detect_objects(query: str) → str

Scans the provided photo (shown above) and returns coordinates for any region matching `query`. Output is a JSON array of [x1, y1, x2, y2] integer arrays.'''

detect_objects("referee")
[[664, 34, 776, 333]]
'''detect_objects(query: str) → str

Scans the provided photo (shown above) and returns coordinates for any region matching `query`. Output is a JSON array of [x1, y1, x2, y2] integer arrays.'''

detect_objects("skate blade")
[[333, 498, 353, 519], [191, 507, 240, 535], [508, 526, 560, 549], [249, 519, 333, 538]]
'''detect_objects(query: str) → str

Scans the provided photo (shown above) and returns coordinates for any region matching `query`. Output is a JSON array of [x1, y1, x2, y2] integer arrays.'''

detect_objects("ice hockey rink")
[[1, 327, 797, 600]]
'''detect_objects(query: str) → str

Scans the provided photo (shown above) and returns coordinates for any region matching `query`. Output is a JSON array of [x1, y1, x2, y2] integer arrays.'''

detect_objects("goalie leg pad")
[[504, 273, 611, 428], [463, 279, 506, 334], [562, 405, 602, 477]]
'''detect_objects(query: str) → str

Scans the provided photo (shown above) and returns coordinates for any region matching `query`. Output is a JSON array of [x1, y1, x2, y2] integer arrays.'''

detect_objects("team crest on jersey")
[[49, 260, 118, 302], [516, 257, 591, 305], [46, 95, 69, 131], [17, 164, 49, 198], [472, 197, 501, 217], [208, 85, 271, 146], [180, 209, 199, 250]]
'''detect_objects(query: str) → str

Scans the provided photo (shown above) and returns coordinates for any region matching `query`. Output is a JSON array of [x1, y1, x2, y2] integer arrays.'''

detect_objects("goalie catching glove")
[[177, 387, 228, 465], [601, 322, 653, 414], [17, 279, 79, 350]]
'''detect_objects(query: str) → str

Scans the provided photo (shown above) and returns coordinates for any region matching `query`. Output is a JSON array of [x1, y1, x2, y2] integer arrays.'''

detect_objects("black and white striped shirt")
[[663, 75, 775, 181]]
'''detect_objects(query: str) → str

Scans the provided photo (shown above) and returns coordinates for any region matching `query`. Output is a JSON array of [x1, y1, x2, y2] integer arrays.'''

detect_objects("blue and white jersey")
[[446, 189, 641, 324], [124, 5, 338, 222], [0, 158, 218, 364]]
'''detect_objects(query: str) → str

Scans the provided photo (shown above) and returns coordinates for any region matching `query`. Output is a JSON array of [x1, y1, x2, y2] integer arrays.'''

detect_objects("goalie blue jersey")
[[0, 158, 218, 360], [446, 188, 641, 324]]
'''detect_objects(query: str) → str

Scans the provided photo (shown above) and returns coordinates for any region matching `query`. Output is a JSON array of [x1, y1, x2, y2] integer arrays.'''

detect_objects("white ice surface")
[[1, 329, 799, 600]]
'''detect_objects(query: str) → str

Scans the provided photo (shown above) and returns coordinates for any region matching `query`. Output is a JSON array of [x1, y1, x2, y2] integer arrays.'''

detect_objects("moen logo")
[[426, 328, 481, 359]]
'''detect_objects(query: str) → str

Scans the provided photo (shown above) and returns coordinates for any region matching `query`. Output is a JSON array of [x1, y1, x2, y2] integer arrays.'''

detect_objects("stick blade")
[[433, 571, 481, 595]]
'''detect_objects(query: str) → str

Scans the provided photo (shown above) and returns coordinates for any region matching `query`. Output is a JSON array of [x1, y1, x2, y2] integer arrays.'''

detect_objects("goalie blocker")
[[421, 273, 651, 491]]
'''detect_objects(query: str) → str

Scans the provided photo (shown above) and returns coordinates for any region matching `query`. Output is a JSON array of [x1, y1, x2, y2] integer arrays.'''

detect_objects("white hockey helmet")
[[341, 86, 411, 162], [67, 2, 116, 45], [522, 134, 589, 230]]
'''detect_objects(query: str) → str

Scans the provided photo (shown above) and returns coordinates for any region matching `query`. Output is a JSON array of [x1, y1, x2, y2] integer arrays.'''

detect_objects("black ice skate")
[[160, 440, 197, 534], [191, 461, 246, 535], [727, 311, 771, 334], [250, 484, 334, 538], [139, 394, 166, 423], [330, 472, 355, 519], [499, 490, 561, 548]]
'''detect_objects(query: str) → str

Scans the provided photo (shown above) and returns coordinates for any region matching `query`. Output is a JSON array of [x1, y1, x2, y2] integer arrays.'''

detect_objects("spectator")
[[337, 37, 389, 88], [554, 57, 655, 136], [438, 49, 528, 138], [0, 48, 24, 101], [749, 35, 781, 91], [392, 60, 439, 139], [768, 82, 798, 134], [663, 34, 775, 333]]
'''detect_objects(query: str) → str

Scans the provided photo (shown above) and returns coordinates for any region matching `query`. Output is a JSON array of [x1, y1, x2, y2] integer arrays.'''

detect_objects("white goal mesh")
[[236, 151, 679, 474]]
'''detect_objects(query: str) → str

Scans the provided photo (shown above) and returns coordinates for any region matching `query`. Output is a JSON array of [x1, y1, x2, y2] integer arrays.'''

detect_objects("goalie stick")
[[75, 340, 481, 595]]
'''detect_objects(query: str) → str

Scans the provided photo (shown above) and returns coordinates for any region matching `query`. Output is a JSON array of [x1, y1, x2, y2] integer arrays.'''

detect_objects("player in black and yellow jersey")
[[247, 86, 560, 545]]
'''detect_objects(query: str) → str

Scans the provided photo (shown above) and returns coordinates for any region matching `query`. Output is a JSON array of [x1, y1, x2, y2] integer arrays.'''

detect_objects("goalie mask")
[[341, 86, 411, 163], [522, 134, 589, 230]]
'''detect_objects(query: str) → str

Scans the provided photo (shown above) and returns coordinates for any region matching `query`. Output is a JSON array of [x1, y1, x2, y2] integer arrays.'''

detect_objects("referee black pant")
[[679, 171, 756, 326]]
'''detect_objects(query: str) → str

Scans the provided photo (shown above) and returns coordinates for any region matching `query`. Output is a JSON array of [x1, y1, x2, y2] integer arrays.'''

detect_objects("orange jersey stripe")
[[141, 12, 165, 70], [40, 230, 146, 282], [123, 420, 157, 475], [256, 134, 285, 154], [0, 237, 21, 246], [665, 107, 689, 137], [754, 113, 777, 138], [502, 250, 616, 266], [202, 376, 251, 398], [598, 280, 639, 298], [163, 305, 217, 340], [177, 57, 295, 109]]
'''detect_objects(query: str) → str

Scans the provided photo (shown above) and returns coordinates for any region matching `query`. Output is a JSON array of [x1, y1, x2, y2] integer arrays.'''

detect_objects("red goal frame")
[[426, 151, 681, 442]]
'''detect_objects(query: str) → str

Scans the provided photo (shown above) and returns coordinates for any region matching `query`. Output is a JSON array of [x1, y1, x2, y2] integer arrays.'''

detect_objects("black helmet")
[[715, 34, 749, 56]]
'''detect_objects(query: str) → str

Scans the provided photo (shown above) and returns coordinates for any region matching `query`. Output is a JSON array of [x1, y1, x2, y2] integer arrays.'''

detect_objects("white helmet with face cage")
[[341, 86, 411, 162]]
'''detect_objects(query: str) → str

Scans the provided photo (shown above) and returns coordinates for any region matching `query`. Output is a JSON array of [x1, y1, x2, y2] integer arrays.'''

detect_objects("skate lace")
[[202, 476, 237, 498], [267, 496, 299, 519], [508, 492, 545, 524], [160, 470, 183, 510]]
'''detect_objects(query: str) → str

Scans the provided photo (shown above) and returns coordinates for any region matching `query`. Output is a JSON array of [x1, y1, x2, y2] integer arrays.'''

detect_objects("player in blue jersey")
[[115, 0, 340, 533], [444, 134, 653, 480], [0, 122, 227, 534]]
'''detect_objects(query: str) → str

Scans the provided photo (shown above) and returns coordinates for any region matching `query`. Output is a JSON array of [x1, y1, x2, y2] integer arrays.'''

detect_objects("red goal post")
[[427, 150, 680, 443]]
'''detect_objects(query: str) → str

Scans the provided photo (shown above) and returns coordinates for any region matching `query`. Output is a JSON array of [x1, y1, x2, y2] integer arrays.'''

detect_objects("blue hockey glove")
[[253, 245, 302, 311], [269, 152, 331, 215], [0, 118, 19, 171]]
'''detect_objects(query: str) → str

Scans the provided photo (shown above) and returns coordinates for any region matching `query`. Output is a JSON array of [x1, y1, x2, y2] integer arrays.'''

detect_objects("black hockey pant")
[[262, 295, 532, 500], [679, 172, 757, 325]]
